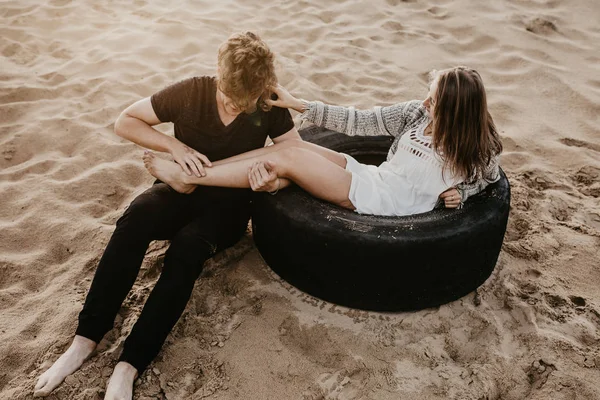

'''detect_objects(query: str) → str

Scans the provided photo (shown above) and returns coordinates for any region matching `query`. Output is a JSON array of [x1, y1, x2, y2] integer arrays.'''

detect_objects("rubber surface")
[[251, 126, 511, 311]]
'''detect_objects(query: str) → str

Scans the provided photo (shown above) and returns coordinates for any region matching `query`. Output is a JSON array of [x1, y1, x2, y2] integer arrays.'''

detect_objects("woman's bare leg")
[[144, 147, 354, 209], [212, 138, 347, 168]]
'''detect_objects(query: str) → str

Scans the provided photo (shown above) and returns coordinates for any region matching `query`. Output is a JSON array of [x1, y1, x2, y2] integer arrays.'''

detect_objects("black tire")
[[251, 126, 511, 312]]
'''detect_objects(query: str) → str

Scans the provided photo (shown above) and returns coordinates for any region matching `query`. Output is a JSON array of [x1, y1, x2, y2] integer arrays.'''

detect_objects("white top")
[[374, 122, 462, 215]]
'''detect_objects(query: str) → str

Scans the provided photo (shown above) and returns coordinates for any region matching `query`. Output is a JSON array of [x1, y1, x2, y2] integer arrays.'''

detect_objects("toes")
[[33, 374, 64, 397], [34, 375, 47, 391], [33, 385, 51, 397]]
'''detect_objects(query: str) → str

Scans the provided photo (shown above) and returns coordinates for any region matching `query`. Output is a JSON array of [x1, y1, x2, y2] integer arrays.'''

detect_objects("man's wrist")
[[268, 178, 281, 195], [165, 136, 180, 154]]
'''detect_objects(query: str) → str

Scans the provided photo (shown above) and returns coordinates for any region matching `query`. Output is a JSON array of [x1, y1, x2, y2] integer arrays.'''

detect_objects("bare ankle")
[[114, 361, 138, 379], [180, 171, 197, 186], [72, 335, 97, 351]]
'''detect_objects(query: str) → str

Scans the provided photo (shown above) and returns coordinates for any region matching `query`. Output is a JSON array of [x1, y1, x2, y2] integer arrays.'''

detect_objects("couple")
[[34, 31, 502, 399]]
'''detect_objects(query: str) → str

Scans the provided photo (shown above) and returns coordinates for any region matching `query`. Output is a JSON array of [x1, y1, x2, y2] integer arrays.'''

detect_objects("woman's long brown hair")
[[431, 67, 502, 181]]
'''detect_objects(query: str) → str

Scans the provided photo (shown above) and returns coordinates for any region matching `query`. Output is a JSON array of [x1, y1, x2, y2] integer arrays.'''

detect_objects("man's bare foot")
[[142, 151, 196, 194], [33, 335, 97, 397], [104, 362, 138, 400]]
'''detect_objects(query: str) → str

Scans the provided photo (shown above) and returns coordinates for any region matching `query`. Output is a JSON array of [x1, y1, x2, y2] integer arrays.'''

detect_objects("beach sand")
[[1, 0, 599, 398]]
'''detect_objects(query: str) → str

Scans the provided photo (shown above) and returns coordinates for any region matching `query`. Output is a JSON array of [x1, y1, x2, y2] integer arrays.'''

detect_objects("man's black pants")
[[75, 183, 251, 373]]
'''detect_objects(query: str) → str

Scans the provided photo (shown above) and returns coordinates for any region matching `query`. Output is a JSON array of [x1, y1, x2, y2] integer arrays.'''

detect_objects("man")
[[34, 31, 299, 400]]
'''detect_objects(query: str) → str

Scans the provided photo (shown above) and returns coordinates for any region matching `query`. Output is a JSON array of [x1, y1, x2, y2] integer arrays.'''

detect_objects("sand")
[[1, 0, 599, 398]]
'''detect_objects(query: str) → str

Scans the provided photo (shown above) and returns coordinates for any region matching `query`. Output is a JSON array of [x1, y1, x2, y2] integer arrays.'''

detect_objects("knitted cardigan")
[[299, 99, 501, 203]]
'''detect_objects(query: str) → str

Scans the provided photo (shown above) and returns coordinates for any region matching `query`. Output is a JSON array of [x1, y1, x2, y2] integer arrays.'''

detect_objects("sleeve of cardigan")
[[455, 155, 501, 202], [299, 100, 423, 138]]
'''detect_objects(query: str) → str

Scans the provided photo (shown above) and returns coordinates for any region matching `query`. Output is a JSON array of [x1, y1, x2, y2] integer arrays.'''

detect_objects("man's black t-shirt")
[[150, 76, 294, 161], [148, 76, 294, 247]]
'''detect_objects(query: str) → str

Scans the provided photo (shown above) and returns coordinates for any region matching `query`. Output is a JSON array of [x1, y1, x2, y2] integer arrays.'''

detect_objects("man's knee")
[[116, 185, 172, 228], [163, 231, 215, 275]]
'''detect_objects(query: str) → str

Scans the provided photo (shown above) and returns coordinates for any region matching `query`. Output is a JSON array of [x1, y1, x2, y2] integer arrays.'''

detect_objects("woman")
[[143, 66, 502, 217], [34, 32, 299, 400]]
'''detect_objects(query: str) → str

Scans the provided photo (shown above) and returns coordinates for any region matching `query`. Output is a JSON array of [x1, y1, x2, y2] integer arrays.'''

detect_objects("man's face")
[[221, 91, 259, 115]]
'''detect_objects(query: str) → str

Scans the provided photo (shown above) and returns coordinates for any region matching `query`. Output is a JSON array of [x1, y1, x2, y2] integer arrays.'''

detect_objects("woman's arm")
[[456, 156, 501, 202], [300, 100, 422, 138], [266, 85, 422, 138]]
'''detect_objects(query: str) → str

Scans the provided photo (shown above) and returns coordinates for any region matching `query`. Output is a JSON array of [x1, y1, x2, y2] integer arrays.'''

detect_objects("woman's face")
[[423, 76, 439, 117]]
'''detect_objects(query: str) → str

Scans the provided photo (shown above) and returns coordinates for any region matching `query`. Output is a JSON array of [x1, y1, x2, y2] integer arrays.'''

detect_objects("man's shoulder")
[[266, 105, 290, 115], [190, 75, 216, 85], [156, 75, 214, 94]]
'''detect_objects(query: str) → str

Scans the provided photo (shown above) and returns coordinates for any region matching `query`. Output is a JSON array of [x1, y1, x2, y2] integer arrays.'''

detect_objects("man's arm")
[[115, 97, 211, 177], [115, 97, 176, 152], [271, 127, 302, 143]]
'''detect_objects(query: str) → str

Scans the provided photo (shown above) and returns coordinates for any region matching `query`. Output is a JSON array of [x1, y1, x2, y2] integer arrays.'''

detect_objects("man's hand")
[[439, 188, 462, 208], [169, 140, 212, 177], [248, 161, 279, 193]]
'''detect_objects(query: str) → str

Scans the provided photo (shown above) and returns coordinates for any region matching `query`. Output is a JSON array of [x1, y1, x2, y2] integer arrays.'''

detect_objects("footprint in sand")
[[544, 293, 567, 309], [525, 17, 558, 35], [559, 138, 600, 153], [505, 213, 533, 242], [386, 0, 415, 5], [568, 295, 586, 307], [527, 268, 542, 279], [526, 360, 557, 390], [427, 6, 450, 20], [569, 165, 600, 198], [2, 143, 16, 161]]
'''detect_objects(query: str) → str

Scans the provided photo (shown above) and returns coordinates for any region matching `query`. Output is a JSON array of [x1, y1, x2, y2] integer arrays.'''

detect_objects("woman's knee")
[[276, 138, 305, 151], [274, 146, 310, 164]]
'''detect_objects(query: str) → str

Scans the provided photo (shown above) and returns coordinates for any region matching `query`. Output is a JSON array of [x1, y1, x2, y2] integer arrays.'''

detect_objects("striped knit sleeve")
[[456, 155, 501, 202], [299, 100, 422, 138]]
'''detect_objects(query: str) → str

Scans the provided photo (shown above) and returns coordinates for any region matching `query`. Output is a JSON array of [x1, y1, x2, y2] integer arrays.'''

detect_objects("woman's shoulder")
[[403, 100, 427, 116], [386, 100, 426, 117], [384, 100, 427, 125]]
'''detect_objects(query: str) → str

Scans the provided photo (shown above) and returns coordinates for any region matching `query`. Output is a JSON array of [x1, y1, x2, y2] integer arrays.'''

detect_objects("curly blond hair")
[[217, 31, 277, 112]]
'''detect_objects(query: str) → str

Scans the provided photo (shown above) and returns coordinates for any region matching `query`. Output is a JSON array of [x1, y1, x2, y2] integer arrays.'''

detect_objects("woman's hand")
[[248, 161, 279, 193], [169, 140, 212, 177], [439, 188, 462, 208], [265, 84, 305, 113]]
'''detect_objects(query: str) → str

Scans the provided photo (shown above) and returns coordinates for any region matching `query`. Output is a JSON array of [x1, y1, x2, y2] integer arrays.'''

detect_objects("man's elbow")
[[114, 112, 129, 138]]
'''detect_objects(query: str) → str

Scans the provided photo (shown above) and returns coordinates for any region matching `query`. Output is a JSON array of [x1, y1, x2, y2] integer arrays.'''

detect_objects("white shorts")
[[343, 154, 399, 216]]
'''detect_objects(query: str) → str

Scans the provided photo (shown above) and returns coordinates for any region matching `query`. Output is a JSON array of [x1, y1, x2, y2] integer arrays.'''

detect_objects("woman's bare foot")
[[104, 362, 138, 400], [33, 335, 97, 397], [142, 151, 196, 194]]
